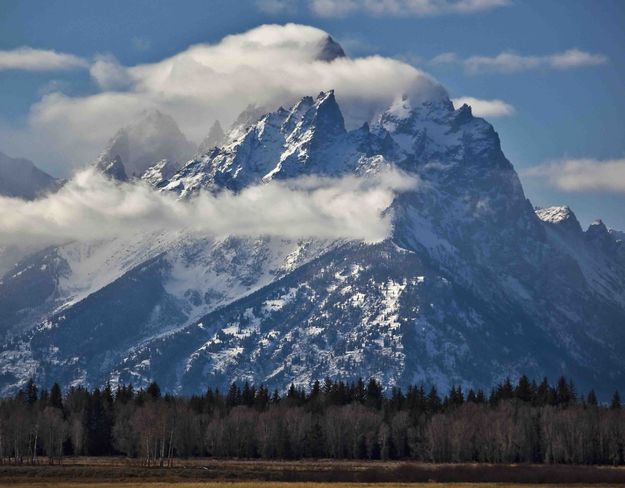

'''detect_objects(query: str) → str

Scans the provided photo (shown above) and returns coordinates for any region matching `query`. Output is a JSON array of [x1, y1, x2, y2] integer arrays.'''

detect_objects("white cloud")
[[0, 47, 87, 71], [310, 0, 358, 16], [463, 49, 607, 74], [6, 23, 446, 174], [429, 52, 459, 65], [548, 49, 608, 69], [256, 0, 298, 14], [89, 54, 132, 90], [452, 96, 515, 117], [309, 0, 509, 17], [523, 158, 625, 193], [0, 168, 418, 249]]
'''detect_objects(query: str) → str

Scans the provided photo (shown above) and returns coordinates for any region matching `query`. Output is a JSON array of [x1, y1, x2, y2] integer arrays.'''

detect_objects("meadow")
[[1, 458, 625, 486], [3, 483, 624, 488]]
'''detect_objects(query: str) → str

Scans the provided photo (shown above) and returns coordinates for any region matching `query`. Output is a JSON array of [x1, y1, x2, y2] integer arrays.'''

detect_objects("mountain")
[[0, 152, 59, 200], [0, 91, 624, 398], [94, 110, 195, 181], [197, 121, 226, 156], [0, 153, 61, 275]]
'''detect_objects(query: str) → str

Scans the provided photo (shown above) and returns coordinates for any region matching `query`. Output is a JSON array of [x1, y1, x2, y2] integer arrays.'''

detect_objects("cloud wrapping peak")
[[452, 96, 515, 117], [0, 168, 419, 249], [0, 47, 88, 71], [7, 24, 446, 174], [523, 158, 625, 193]]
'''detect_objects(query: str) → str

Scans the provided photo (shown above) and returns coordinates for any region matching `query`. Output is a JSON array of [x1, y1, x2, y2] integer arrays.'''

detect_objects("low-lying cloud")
[[452, 96, 515, 117], [0, 47, 88, 71], [0, 168, 418, 250], [523, 158, 625, 193], [1, 24, 446, 175]]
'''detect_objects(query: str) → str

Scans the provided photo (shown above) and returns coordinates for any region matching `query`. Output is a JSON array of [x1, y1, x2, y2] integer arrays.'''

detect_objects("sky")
[[1, 0, 624, 230]]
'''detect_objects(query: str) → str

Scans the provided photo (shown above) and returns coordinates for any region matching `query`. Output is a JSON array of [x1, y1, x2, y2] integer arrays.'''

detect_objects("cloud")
[[89, 54, 133, 90], [429, 52, 459, 65], [452, 96, 515, 117], [0, 168, 418, 249], [523, 158, 625, 193], [0, 47, 87, 71], [302, 0, 509, 17], [310, 0, 358, 16], [5, 23, 446, 174], [463, 49, 608, 74], [256, 0, 300, 13]]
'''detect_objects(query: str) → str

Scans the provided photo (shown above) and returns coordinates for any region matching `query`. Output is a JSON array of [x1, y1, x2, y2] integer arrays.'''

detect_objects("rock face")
[[94, 110, 195, 181], [197, 121, 226, 156], [0, 91, 624, 398], [0, 152, 59, 199]]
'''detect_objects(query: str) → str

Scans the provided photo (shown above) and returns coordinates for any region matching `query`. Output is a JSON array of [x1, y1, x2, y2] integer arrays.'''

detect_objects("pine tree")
[[355, 378, 366, 403], [25, 378, 38, 406], [555, 376, 573, 406], [515, 375, 533, 403], [271, 389, 280, 404], [427, 386, 441, 413], [610, 390, 621, 410], [365, 378, 382, 409], [49, 383, 63, 410], [146, 382, 161, 400], [497, 377, 514, 401], [536, 377, 554, 406], [466, 388, 477, 403], [475, 389, 486, 404], [226, 383, 240, 408]]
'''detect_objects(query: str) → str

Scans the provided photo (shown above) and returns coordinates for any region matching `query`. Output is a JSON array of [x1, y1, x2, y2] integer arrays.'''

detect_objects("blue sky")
[[1, 0, 624, 229]]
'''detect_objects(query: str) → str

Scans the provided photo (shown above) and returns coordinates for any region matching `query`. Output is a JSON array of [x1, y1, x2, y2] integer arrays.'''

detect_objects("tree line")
[[0, 376, 622, 466]]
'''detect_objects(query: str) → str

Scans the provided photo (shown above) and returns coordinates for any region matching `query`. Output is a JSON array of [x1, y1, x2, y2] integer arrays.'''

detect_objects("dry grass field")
[[3, 481, 625, 487], [1, 458, 625, 486]]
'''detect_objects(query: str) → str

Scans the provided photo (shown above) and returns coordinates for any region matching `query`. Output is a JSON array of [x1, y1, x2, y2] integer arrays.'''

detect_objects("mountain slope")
[[0, 152, 59, 199]]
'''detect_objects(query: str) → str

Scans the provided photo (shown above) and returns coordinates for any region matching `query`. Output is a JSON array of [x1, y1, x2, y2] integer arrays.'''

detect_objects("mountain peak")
[[97, 154, 128, 181], [94, 110, 195, 180], [535, 205, 582, 233], [0, 151, 59, 199], [316, 35, 346, 62], [586, 218, 617, 252], [198, 120, 226, 155], [310, 89, 345, 135]]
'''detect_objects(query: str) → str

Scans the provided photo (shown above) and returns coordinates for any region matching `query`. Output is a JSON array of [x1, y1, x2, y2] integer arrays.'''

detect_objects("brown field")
[[3, 484, 625, 488], [1, 458, 625, 486]]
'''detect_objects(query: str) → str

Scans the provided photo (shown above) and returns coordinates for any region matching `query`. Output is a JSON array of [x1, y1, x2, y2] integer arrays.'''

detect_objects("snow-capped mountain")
[[0, 152, 59, 199], [161, 91, 395, 196], [94, 110, 196, 181], [197, 121, 226, 156], [1, 89, 624, 398]]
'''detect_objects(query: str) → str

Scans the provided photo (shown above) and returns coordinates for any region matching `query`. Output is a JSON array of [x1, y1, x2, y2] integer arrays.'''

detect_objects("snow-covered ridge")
[[536, 205, 576, 224]]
